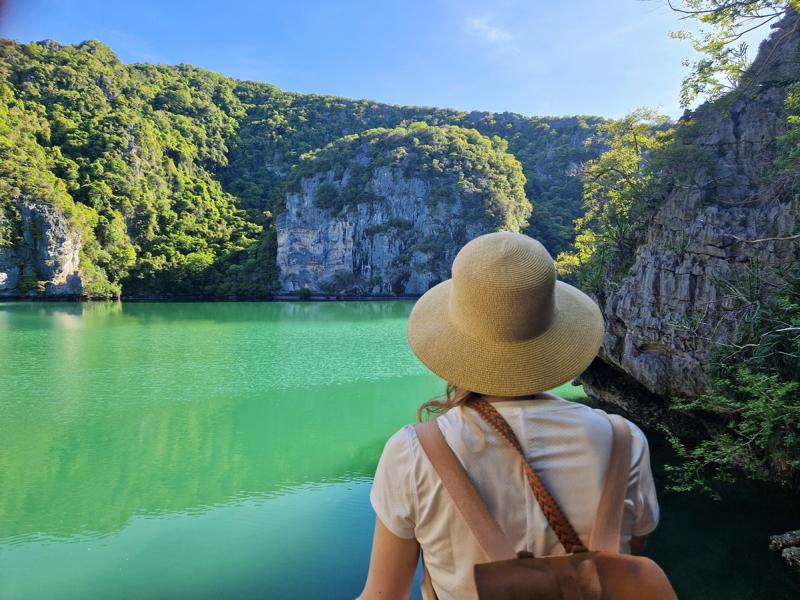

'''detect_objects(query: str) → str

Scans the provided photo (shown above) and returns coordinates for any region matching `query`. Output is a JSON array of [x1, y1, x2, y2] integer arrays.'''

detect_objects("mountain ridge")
[[0, 37, 606, 298]]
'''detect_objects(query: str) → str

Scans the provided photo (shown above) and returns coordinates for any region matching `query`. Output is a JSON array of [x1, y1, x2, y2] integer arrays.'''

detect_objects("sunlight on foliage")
[[1, 39, 604, 297], [555, 109, 672, 293], [668, 0, 795, 107]]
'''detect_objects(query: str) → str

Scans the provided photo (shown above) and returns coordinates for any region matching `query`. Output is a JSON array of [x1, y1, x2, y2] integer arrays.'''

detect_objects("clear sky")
[[0, 0, 773, 119]]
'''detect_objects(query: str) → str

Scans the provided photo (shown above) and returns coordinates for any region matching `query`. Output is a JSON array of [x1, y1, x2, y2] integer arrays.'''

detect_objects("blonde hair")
[[417, 383, 547, 421], [417, 383, 481, 422]]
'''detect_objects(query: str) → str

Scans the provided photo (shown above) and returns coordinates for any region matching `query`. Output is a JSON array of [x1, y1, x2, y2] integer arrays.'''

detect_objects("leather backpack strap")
[[413, 420, 518, 562], [588, 413, 632, 553], [468, 398, 588, 554]]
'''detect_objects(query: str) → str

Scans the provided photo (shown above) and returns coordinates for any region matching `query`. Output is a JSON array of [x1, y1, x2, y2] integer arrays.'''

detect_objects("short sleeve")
[[628, 422, 660, 536], [370, 426, 418, 539]]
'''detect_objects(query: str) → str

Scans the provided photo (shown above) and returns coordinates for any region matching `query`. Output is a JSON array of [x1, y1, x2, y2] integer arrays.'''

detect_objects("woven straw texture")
[[407, 232, 604, 396]]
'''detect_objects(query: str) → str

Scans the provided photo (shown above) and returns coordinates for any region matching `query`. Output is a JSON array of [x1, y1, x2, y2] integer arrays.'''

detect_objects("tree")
[[1, 38, 601, 298], [667, 0, 797, 107], [555, 109, 672, 294]]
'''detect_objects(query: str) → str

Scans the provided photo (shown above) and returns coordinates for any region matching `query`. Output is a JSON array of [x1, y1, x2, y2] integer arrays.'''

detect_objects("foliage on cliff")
[[223, 87, 601, 252], [0, 38, 602, 297], [563, 4, 800, 490], [0, 78, 73, 249], [669, 35, 800, 491], [669, 0, 794, 107], [287, 123, 530, 232], [659, 2, 800, 491], [0, 40, 265, 297], [664, 262, 800, 492], [554, 110, 673, 294]]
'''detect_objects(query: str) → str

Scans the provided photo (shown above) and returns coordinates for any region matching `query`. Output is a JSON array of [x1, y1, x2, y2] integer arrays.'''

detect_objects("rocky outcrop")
[[583, 12, 800, 418], [770, 530, 800, 571], [276, 125, 531, 296], [277, 167, 492, 295], [0, 201, 83, 297]]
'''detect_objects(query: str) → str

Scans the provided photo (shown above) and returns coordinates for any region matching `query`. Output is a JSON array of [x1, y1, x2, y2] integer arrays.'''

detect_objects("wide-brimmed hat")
[[407, 232, 604, 396]]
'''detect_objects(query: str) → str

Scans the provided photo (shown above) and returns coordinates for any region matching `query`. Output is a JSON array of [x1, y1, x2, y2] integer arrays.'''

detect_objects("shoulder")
[[378, 411, 467, 468], [381, 424, 417, 458], [616, 414, 650, 455], [589, 408, 652, 467], [371, 425, 422, 539], [376, 423, 423, 478]]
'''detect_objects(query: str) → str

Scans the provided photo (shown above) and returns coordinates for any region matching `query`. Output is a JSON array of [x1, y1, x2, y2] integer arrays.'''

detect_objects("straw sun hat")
[[407, 232, 604, 396]]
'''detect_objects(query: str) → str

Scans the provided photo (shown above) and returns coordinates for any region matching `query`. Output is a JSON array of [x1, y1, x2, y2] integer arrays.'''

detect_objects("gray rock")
[[782, 547, 800, 571], [276, 165, 493, 296], [0, 249, 21, 293], [582, 11, 800, 422], [0, 201, 83, 297], [770, 530, 800, 551]]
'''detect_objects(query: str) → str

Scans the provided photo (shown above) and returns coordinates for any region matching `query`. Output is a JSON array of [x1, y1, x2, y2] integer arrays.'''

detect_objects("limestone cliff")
[[0, 201, 83, 297], [276, 125, 531, 296], [582, 12, 800, 421]]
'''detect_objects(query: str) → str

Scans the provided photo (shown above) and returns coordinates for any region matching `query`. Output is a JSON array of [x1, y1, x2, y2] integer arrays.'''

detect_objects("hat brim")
[[407, 279, 604, 396]]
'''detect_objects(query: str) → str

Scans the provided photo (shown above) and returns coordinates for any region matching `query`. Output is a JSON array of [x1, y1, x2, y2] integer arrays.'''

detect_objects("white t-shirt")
[[370, 397, 659, 600]]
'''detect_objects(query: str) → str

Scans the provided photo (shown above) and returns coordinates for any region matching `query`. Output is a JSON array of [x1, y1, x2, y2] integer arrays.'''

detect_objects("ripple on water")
[[1, 302, 797, 600]]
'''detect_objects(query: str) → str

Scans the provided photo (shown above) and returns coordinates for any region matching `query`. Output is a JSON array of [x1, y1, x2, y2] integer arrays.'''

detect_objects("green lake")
[[0, 301, 798, 599]]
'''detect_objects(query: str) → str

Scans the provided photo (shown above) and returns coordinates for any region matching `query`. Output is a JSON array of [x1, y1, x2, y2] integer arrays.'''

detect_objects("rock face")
[[276, 125, 531, 296], [770, 530, 800, 571], [583, 12, 800, 417], [0, 201, 83, 297], [277, 167, 492, 295]]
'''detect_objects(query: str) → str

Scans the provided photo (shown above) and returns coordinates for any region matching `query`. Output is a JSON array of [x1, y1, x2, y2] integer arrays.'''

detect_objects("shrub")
[[663, 262, 800, 493]]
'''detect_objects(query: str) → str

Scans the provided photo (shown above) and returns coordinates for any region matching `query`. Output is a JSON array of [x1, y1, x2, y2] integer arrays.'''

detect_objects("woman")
[[359, 232, 659, 600]]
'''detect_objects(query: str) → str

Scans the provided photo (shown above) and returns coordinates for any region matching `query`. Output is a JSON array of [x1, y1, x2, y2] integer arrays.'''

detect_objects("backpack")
[[413, 399, 677, 600]]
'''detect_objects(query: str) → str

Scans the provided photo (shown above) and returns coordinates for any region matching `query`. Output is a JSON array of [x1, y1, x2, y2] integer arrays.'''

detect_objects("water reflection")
[[1, 301, 437, 599], [1, 380, 424, 541], [2, 302, 798, 600], [0, 302, 438, 543], [1, 481, 384, 600], [0, 300, 122, 326]]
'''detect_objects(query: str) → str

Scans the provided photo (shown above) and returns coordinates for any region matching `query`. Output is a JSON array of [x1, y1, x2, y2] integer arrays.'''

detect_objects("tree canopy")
[[555, 109, 672, 294], [668, 0, 798, 107], [0, 38, 603, 297]]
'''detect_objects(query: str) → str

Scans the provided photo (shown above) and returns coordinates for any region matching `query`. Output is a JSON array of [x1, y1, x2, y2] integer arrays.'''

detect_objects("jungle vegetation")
[[0, 38, 602, 298]]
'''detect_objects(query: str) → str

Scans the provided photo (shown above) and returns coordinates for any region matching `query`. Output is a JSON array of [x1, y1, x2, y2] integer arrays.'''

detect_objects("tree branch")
[[726, 233, 800, 243]]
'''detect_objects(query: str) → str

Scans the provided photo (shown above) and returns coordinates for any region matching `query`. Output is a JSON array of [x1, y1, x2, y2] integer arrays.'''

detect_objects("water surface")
[[0, 301, 797, 599]]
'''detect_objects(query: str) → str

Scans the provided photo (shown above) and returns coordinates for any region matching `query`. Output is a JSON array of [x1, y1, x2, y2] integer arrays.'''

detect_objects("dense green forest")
[[0, 38, 602, 298]]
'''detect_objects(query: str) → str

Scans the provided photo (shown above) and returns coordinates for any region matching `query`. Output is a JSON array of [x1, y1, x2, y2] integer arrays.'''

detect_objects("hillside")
[[0, 39, 604, 298]]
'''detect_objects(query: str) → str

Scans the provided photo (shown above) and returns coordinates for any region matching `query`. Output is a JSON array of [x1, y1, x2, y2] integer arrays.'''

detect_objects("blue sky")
[[0, 0, 773, 118]]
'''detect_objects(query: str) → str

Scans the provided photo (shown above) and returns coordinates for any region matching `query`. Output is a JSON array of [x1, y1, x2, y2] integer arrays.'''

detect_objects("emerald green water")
[[0, 301, 798, 599]]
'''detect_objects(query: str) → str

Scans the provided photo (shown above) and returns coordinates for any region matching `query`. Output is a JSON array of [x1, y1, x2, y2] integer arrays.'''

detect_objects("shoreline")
[[0, 294, 423, 303]]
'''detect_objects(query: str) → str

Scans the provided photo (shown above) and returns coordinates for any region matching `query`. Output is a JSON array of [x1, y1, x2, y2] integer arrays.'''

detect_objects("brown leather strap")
[[589, 414, 632, 552], [413, 420, 517, 562], [468, 398, 588, 554]]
